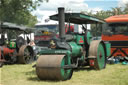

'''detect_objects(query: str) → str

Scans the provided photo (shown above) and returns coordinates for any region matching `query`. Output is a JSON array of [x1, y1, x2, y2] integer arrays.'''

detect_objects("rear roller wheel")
[[89, 40, 106, 70], [18, 45, 34, 64], [36, 55, 73, 80]]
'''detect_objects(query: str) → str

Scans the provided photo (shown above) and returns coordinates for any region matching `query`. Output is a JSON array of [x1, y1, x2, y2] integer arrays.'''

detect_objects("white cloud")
[[32, 0, 89, 24], [88, 7, 103, 14], [38, 0, 88, 11], [32, 9, 56, 21], [33, 10, 58, 24], [118, 0, 128, 7], [32, 0, 103, 24]]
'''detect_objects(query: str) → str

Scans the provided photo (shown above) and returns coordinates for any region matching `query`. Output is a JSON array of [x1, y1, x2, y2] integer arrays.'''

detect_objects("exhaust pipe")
[[58, 7, 65, 42]]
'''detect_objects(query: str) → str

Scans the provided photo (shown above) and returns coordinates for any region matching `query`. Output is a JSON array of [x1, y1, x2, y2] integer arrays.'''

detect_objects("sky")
[[32, 0, 128, 24]]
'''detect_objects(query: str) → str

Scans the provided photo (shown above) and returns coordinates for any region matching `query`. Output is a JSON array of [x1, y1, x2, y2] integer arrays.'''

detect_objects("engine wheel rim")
[[24, 48, 31, 63], [18, 45, 34, 64], [60, 56, 73, 80], [97, 43, 105, 69]]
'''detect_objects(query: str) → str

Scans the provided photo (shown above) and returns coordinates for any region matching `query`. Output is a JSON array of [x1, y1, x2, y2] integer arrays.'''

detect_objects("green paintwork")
[[9, 41, 16, 48], [76, 35, 84, 44], [50, 13, 105, 24], [40, 41, 82, 57], [60, 51, 72, 80], [79, 14, 105, 23], [80, 55, 85, 61], [86, 32, 92, 45], [68, 42, 82, 57], [73, 35, 77, 41], [105, 42, 111, 57], [97, 43, 105, 69], [39, 49, 68, 55]]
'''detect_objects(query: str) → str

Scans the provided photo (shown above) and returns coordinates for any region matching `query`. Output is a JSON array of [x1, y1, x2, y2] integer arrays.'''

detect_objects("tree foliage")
[[0, 0, 47, 27]]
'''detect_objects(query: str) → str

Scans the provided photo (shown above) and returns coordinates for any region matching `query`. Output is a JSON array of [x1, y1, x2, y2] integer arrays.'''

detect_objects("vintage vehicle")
[[35, 8, 111, 80], [34, 24, 58, 47], [0, 22, 34, 67], [102, 14, 128, 59], [34, 24, 74, 46]]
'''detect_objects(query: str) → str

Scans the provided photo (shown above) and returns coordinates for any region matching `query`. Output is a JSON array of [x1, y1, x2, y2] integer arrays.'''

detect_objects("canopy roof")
[[50, 13, 105, 24], [0, 22, 29, 31], [105, 14, 128, 23]]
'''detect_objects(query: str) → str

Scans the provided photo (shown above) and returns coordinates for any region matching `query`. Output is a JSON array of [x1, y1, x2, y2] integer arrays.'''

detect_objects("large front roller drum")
[[89, 40, 106, 70], [18, 45, 34, 64], [36, 55, 73, 80]]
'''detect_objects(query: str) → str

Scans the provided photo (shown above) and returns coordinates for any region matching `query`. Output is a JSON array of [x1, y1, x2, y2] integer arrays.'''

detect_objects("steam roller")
[[36, 7, 111, 80], [0, 22, 35, 67]]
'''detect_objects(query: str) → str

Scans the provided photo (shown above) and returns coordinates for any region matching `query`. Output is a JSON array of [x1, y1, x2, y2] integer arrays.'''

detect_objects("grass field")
[[1, 63, 128, 85]]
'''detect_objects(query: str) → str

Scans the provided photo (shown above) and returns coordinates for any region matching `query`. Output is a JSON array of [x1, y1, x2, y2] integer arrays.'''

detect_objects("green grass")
[[1, 63, 128, 85]]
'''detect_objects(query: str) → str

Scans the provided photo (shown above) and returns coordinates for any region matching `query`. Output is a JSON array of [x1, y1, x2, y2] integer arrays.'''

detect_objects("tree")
[[81, 2, 128, 36], [111, 7, 123, 15], [123, 3, 128, 14], [0, 0, 47, 27]]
